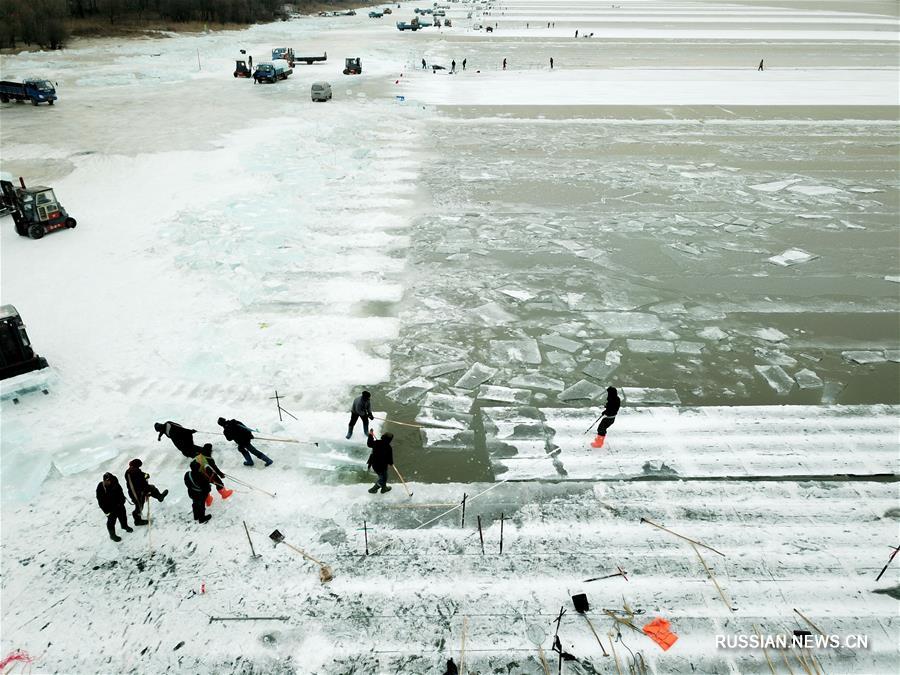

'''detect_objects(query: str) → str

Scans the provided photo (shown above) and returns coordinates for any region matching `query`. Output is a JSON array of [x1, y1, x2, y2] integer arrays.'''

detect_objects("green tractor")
[[343, 57, 362, 75], [1, 177, 77, 240]]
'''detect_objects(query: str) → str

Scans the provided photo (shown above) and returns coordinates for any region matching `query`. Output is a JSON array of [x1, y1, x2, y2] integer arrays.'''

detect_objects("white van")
[[311, 81, 332, 102]]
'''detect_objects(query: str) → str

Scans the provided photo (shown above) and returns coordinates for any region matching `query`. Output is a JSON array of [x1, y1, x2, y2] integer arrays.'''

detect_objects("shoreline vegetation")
[[0, 0, 368, 53]]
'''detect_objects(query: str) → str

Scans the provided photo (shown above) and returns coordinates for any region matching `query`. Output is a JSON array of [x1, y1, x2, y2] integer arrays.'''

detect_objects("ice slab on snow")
[[52, 435, 120, 476], [488, 338, 542, 364], [478, 385, 532, 405], [509, 373, 565, 391], [387, 377, 435, 404], [768, 249, 819, 266], [454, 363, 498, 389], [755, 365, 795, 395], [558, 379, 606, 402]]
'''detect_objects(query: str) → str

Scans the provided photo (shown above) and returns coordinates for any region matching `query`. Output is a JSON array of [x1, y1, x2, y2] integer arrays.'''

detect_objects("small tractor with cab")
[[1, 176, 77, 240], [343, 57, 362, 75], [234, 59, 252, 77]]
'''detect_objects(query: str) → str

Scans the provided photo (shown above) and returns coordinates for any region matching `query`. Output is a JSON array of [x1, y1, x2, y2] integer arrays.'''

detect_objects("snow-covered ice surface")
[[2, 0, 899, 672]]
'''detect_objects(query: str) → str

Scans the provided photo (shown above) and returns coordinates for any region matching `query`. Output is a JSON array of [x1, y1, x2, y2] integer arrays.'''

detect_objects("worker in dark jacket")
[[184, 460, 212, 523], [125, 459, 168, 525], [366, 430, 394, 494], [346, 390, 374, 439], [96, 473, 133, 541], [154, 420, 200, 458], [218, 417, 273, 467], [196, 444, 233, 504], [591, 386, 622, 448]]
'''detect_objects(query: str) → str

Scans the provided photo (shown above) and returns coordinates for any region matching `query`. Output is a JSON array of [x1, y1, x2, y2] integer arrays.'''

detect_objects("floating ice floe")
[[842, 350, 886, 365], [768, 249, 819, 267], [753, 327, 789, 342], [387, 377, 436, 404], [884, 350, 900, 363], [454, 362, 498, 389], [421, 361, 468, 378], [415, 408, 473, 430], [489, 338, 542, 364], [477, 385, 531, 404], [749, 178, 803, 193], [421, 391, 474, 413], [420, 428, 474, 451], [509, 373, 566, 391], [884, 276, 900, 284], [698, 327, 729, 341], [626, 339, 674, 354], [498, 289, 535, 302], [582, 361, 618, 380], [754, 348, 797, 367], [540, 334, 582, 353], [787, 184, 841, 196], [469, 301, 517, 324], [754, 365, 795, 395], [621, 387, 681, 404], [794, 368, 823, 389], [669, 242, 703, 256], [675, 341, 704, 355], [584, 312, 661, 336], [558, 379, 606, 402]]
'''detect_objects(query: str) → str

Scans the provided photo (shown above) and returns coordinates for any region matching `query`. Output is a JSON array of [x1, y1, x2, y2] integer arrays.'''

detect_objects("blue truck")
[[0, 79, 57, 106]]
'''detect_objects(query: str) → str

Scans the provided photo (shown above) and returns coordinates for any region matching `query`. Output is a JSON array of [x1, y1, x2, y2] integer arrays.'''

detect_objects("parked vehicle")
[[383, 7, 393, 13], [295, 52, 327, 65], [0, 79, 57, 106], [397, 21, 419, 31], [343, 57, 362, 75], [311, 81, 332, 102], [234, 60, 252, 78], [272, 47, 295, 66], [369, 10, 383, 17], [0, 305, 49, 381], [0, 176, 76, 240], [253, 60, 293, 83]]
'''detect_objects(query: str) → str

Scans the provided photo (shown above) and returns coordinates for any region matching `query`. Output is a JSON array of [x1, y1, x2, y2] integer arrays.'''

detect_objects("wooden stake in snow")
[[876, 544, 899, 581], [460, 493, 467, 527], [363, 520, 369, 555], [640, 517, 725, 557], [459, 616, 468, 675], [243, 521, 260, 559], [692, 544, 734, 611], [477, 515, 484, 555], [499, 512, 505, 554]]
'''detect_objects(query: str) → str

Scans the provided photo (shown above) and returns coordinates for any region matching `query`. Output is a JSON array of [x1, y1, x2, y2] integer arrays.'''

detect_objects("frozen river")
[[1, 1, 898, 673]]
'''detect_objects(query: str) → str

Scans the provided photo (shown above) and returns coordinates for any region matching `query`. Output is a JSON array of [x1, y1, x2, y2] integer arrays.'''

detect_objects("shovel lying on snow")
[[269, 529, 334, 582]]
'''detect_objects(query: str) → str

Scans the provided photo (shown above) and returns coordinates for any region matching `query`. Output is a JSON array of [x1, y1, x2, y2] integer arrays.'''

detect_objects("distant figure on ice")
[[125, 459, 168, 526], [451, 59, 456, 73], [346, 390, 374, 438], [462, 58, 467, 70], [196, 444, 234, 502], [218, 417, 273, 467], [155, 420, 200, 458], [184, 460, 212, 523], [758, 59, 764, 71], [366, 430, 394, 494], [575, 29, 578, 38], [502, 58, 507, 70], [591, 386, 622, 448], [422, 58, 427, 70], [550, 57, 554, 69], [443, 658, 459, 675], [96, 473, 133, 542]]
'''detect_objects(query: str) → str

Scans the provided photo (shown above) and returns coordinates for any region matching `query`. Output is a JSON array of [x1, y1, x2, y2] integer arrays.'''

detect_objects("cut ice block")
[[52, 435, 120, 476], [842, 351, 886, 365], [477, 385, 531, 405], [454, 363, 498, 389], [753, 348, 797, 367], [626, 339, 674, 354], [387, 377, 435, 404], [794, 369, 823, 389], [558, 379, 605, 402], [753, 328, 789, 343], [420, 428, 475, 451], [582, 361, 618, 381], [498, 288, 535, 302], [675, 342, 704, 355], [540, 334, 582, 353], [884, 350, 900, 363], [489, 339, 542, 364], [768, 249, 819, 267], [416, 408, 473, 430], [469, 301, 517, 324], [749, 178, 802, 193], [509, 373, 566, 391], [698, 327, 728, 341], [421, 391, 474, 413], [421, 361, 467, 378], [754, 365, 795, 395], [622, 387, 681, 404]]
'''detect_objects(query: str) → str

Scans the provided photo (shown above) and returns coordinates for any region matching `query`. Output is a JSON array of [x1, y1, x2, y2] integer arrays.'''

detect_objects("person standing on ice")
[[462, 58, 467, 71], [758, 59, 764, 71], [591, 386, 622, 449], [125, 459, 168, 526], [195, 444, 234, 502], [96, 473, 133, 542], [366, 430, 394, 493], [550, 57, 554, 69], [346, 390, 375, 439], [502, 58, 507, 70], [184, 460, 212, 523], [155, 420, 200, 458], [218, 417, 273, 467], [451, 59, 456, 73], [422, 58, 427, 70]]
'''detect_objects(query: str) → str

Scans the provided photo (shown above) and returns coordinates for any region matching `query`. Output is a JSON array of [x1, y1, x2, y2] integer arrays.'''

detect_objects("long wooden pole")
[[372, 416, 428, 429], [640, 517, 725, 557], [459, 616, 468, 675], [608, 634, 622, 675], [582, 615, 608, 656], [692, 544, 733, 611], [392, 465, 413, 497], [753, 624, 776, 675]]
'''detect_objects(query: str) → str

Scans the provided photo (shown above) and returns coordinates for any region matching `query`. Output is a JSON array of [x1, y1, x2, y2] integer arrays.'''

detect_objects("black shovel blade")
[[269, 529, 285, 543]]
